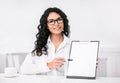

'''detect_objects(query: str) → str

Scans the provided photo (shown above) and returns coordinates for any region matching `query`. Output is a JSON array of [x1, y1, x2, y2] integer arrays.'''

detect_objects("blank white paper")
[[66, 41, 99, 78]]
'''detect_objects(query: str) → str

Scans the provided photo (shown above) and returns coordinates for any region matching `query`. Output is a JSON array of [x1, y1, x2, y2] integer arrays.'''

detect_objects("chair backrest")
[[6, 52, 27, 73], [0, 54, 6, 73]]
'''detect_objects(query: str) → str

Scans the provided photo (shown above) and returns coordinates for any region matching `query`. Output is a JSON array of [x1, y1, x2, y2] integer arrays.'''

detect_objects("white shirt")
[[20, 35, 71, 76]]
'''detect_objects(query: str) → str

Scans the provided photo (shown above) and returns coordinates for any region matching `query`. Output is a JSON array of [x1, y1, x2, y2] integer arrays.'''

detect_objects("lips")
[[53, 27, 61, 31]]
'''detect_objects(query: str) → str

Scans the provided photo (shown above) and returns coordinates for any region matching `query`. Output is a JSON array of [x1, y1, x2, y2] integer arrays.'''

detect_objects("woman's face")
[[47, 12, 64, 35]]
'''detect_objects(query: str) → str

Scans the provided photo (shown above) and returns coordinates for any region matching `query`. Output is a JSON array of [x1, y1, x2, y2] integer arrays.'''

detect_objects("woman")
[[20, 7, 71, 76]]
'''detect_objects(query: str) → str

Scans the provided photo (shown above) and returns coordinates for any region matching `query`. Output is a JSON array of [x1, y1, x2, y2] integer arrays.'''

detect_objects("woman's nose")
[[54, 21, 59, 25]]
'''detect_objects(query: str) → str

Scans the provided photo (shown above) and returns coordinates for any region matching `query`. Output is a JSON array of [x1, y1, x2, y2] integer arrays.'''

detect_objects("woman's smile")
[[53, 26, 62, 31]]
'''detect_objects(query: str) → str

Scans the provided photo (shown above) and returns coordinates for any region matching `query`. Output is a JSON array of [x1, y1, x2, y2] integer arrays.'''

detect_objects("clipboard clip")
[[68, 59, 73, 61]]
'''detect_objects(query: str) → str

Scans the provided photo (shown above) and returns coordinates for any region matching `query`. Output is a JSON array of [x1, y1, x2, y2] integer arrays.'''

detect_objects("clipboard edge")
[[66, 75, 96, 79]]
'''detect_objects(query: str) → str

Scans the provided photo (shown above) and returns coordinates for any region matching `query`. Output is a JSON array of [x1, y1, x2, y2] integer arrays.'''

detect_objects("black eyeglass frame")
[[47, 17, 63, 25]]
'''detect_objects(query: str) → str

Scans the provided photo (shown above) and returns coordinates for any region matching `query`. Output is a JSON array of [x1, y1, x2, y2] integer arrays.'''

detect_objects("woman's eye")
[[48, 20, 54, 23], [58, 18, 63, 21]]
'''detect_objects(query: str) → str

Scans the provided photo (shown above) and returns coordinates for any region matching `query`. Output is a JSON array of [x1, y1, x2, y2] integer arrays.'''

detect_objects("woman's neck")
[[50, 34, 63, 43], [50, 34, 64, 51]]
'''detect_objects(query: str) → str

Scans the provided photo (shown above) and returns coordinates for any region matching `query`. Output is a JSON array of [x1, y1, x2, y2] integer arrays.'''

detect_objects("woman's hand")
[[47, 57, 65, 69], [96, 58, 99, 68]]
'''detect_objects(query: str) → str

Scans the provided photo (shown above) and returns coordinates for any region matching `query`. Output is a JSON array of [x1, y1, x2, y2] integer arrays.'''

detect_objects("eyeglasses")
[[47, 17, 63, 25]]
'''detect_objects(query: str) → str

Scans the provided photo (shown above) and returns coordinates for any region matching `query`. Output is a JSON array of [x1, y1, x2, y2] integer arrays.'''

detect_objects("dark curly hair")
[[32, 7, 70, 56]]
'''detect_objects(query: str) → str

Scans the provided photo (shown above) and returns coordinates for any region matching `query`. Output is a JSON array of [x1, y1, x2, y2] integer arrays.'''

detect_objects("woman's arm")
[[20, 53, 50, 75]]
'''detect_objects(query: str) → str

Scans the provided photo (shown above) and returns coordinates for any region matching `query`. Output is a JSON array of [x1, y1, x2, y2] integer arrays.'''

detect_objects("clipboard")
[[66, 41, 99, 79]]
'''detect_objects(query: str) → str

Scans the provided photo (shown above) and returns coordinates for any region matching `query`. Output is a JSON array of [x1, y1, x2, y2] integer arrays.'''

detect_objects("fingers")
[[54, 57, 65, 68], [53, 57, 65, 63], [96, 58, 99, 68], [47, 57, 65, 69], [54, 62, 64, 68], [54, 57, 65, 62]]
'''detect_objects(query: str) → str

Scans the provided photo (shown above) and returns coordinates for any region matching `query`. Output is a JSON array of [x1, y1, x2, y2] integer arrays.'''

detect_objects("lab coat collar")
[[47, 34, 71, 45]]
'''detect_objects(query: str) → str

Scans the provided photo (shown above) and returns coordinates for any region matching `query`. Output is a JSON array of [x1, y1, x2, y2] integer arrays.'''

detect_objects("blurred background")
[[0, 0, 120, 77]]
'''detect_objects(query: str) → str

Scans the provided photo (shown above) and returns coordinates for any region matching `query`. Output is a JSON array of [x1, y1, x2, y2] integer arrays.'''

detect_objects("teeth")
[[54, 27, 60, 31]]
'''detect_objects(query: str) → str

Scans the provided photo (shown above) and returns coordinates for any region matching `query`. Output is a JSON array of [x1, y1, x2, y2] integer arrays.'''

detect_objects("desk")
[[0, 73, 120, 83]]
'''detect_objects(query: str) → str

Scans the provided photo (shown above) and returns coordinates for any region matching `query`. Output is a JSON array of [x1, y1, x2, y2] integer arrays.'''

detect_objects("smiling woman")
[[20, 7, 71, 75]]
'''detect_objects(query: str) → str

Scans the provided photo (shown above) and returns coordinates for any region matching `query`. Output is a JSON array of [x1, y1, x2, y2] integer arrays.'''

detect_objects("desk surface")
[[0, 73, 120, 83]]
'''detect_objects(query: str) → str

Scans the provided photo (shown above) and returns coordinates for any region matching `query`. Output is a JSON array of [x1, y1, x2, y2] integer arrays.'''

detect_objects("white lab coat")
[[20, 35, 71, 76]]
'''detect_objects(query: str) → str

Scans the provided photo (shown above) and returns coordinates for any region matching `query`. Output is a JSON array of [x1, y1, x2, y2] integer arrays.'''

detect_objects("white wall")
[[0, 0, 120, 76]]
